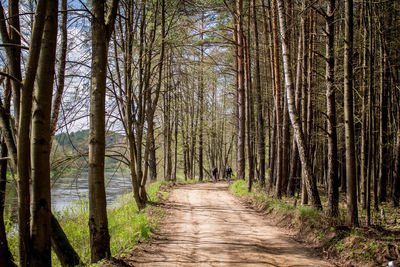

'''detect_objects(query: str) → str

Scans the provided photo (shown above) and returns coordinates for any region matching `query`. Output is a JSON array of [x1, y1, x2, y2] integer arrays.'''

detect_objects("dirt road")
[[116, 182, 332, 266]]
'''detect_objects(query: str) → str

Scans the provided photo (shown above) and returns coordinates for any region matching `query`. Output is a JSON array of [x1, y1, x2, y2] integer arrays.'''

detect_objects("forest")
[[0, 0, 399, 266]]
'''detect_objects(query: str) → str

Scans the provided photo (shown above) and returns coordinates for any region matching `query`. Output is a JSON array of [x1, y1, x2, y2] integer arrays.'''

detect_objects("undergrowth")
[[229, 180, 400, 266], [52, 181, 170, 266], [230, 180, 320, 224], [5, 181, 172, 266]]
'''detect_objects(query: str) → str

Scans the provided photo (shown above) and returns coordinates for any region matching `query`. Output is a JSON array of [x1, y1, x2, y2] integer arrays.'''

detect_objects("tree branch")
[[0, 43, 29, 50], [0, 71, 21, 84]]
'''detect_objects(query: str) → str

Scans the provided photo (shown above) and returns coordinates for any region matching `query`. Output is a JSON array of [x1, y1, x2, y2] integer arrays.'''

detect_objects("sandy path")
[[115, 182, 332, 267]]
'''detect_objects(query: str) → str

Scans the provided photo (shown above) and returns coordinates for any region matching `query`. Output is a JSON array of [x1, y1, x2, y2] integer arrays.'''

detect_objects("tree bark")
[[50, 215, 82, 267], [148, 132, 157, 183], [0, 1, 22, 129], [0, 139, 16, 267], [1, 1, 48, 264], [50, 0, 68, 146], [394, 118, 400, 207], [360, 3, 368, 209], [198, 13, 205, 182], [378, 28, 389, 203], [366, 0, 374, 223], [245, 2, 255, 191], [89, 0, 119, 262], [271, 0, 283, 198], [276, 0, 322, 209], [325, 0, 339, 217], [344, 0, 359, 226], [253, 0, 265, 187], [301, 1, 309, 205], [287, 25, 303, 197], [30, 1, 58, 265], [236, 0, 246, 181]]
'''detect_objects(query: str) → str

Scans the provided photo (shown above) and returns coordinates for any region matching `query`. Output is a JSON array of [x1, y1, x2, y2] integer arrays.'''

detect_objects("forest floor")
[[104, 182, 332, 266]]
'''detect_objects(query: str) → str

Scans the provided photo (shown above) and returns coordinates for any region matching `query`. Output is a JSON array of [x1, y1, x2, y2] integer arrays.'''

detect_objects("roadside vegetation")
[[5, 178, 200, 266], [230, 180, 400, 266], [6, 181, 173, 266]]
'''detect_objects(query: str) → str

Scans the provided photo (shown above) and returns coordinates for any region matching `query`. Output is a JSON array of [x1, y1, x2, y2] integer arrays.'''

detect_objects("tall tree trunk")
[[245, 3, 255, 191], [378, 28, 389, 203], [163, 82, 171, 181], [232, 3, 240, 181], [237, 0, 246, 180], [0, 81, 14, 267], [253, 0, 265, 187], [50, 0, 68, 146], [271, 0, 283, 198], [365, 0, 375, 225], [89, 0, 119, 262], [301, 1, 309, 205], [0, 0, 22, 129], [260, 0, 276, 191], [276, 0, 322, 209], [174, 110, 178, 182], [90, 2, 111, 260], [1, 3, 79, 265], [287, 25, 303, 196], [325, 0, 339, 217], [149, 0, 165, 184], [1, 1, 49, 264], [198, 13, 204, 182], [269, 112, 277, 191], [281, 1, 292, 195], [360, 3, 368, 209], [344, 0, 359, 226], [30, 1, 58, 265], [393, 117, 400, 207], [281, 90, 290, 194], [303, 8, 315, 204], [166, 59, 173, 181], [148, 130, 157, 182]]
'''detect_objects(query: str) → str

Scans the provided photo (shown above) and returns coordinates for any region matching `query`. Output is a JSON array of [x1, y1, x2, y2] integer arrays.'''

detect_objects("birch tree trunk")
[[287, 26, 303, 196], [276, 0, 322, 209]]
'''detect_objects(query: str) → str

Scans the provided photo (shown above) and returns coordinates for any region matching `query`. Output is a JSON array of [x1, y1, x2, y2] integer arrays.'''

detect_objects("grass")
[[53, 181, 169, 266], [229, 179, 400, 266], [230, 180, 320, 224], [230, 179, 250, 197], [6, 181, 171, 266]]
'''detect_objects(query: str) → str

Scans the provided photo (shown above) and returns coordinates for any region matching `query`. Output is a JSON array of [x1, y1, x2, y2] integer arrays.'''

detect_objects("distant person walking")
[[225, 166, 232, 182], [212, 167, 218, 183]]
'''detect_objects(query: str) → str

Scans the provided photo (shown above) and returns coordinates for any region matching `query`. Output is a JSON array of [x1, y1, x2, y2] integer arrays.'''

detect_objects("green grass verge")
[[229, 180, 400, 266], [229, 180, 321, 224], [53, 181, 169, 266], [5, 181, 171, 266]]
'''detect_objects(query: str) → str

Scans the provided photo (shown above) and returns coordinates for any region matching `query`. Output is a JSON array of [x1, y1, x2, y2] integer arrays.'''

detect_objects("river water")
[[5, 171, 133, 219]]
